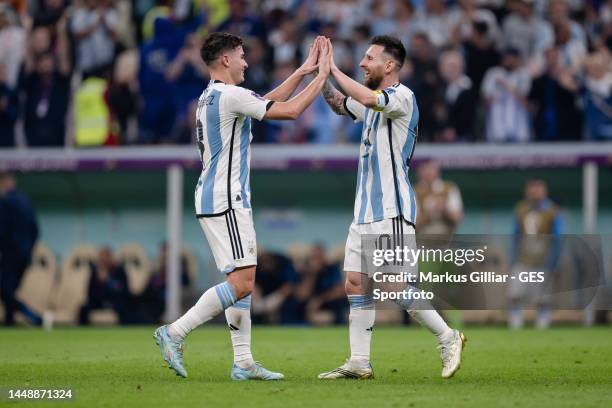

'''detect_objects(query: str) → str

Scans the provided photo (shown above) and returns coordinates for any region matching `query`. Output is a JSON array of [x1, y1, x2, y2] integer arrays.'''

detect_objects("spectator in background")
[[138, 15, 200, 143], [415, 160, 464, 236], [139, 0, 172, 43], [217, 0, 266, 40], [31, 0, 66, 28], [436, 49, 477, 141], [390, 0, 416, 46], [170, 99, 198, 144], [406, 32, 442, 141], [138, 18, 177, 144], [242, 37, 271, 143], [23, 24, 53, 71], [482, 48, 532, 142], [292, 244, 346, 325], [553, 20, 586, 73], [138, 242, 191, 323], [462, 20, 500, 93], [0, 172, 40, 326], [528, 47, 582, 141], [164, 32, 208, 132], [242, 37, 270, 96], [0, 4, 25, 90], [79, 246, 131, 325], [70, 0, 119, 78], [107, 50, 139, 144], [368, 0, 395, 37], [269, 15, 301, 67], [502, 0, 553, 61], [449, 0, 501, 47], [0, 65, 19, 147], [509, 178, 563, 329], [315, 0, 365, 39], [252, 251, 299, 324], [413, 0, 454, 49], [21, 18, 71, 147], [547, 0, 586, 52], [582, 50, 612, 140], [264, 62, 309, 143]]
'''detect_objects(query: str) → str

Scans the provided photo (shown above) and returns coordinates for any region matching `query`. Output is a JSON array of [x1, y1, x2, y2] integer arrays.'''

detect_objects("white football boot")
[[438, 330, 467, 379], [318, 360, 373, 379]]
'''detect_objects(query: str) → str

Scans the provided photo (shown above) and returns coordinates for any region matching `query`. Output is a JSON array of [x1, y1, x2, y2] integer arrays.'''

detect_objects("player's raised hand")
[[318, 38, 332, 76], [326, 38, 339, 72], [298, 37, 322, 76]]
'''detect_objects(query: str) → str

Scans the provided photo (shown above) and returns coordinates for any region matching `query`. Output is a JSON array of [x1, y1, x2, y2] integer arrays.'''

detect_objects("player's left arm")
[[263, 37, 322, 102], [330, 62, 380, 109], [329, 45, 408, 118]]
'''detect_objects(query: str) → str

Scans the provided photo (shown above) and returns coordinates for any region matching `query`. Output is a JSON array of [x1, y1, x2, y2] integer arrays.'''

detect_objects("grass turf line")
[[1, 327, 611, 407]]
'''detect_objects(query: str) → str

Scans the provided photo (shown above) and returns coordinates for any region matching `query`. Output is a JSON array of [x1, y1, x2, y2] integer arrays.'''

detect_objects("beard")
[[364, 72, 383, 90]]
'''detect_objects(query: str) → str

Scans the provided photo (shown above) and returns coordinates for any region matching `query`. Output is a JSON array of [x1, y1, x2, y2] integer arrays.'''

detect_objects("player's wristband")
[[372, 90, 389, 112]]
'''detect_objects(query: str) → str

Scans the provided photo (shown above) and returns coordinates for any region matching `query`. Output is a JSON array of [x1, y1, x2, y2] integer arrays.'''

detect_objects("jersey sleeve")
[[227, 86, 273, 121], [344, 96, 367, 122], [372, 87, 411, 119]]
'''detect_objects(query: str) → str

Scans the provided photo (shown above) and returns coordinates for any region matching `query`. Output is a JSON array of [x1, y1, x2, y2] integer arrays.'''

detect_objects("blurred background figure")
[[415, 160, 464, 236], [107, 50, 140, 144], [436, 49, 477, 142], [292, 244, 346, 325], [252, 251, 298, 324], [528, 47, 582, 141], [138, 242, 191, 323], [0, 65, 19, 147], [21, 14, 71, 147], [70, 0, 119, 79], [0, 0, 606, 145], [0, 3, 25, 90], [508, 178, 563, 329], [79, 246, 131, 325], [0, 172, 40, 326], [501, 0, 553, 62], [406, 32, 441, 142], [582, 50, 612, 140], [481, 48, 532, 142]]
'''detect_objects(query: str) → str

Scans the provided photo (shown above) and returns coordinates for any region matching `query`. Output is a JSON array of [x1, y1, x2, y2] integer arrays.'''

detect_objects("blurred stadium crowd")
[[2, 239, 349, 326], [0, 0, 611, 147]]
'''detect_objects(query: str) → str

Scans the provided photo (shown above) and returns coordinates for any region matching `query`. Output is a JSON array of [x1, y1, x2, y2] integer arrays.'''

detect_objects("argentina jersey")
[[195, 80, 272, 216], [344, 83, 419, 225]]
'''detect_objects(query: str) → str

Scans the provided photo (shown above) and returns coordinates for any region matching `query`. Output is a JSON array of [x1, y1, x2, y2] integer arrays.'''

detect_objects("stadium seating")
[[15, 243, 57, 322], [117, 243, 152, 296], [52, 244, 98, 325]]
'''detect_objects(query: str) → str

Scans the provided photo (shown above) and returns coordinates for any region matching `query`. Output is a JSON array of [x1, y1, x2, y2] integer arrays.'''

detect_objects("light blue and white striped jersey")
[[344, 83, 419, 225], [194, 80, 271, 216], [481, 67, 531, 142]]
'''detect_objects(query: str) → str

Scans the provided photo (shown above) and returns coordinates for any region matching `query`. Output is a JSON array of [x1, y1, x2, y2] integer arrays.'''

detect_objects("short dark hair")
[[200, 32, 243, 65], [370, 35, 406, 70]]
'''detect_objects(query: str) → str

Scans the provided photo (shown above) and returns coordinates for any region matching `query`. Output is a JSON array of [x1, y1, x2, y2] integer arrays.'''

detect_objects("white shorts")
[[198, 208, 257, 274], [344, 216, 416, 275]]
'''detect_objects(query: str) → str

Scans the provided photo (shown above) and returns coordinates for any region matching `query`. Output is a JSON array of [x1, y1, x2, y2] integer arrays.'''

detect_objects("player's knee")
[[229, 277, 254, 299], [345, 275, 364, 295]]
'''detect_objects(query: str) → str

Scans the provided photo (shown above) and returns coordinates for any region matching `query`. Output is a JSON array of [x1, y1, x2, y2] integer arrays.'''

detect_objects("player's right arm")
[[321, 80, 367, 122], [321, 80, 347, 116], [263, 40, 332, 120]]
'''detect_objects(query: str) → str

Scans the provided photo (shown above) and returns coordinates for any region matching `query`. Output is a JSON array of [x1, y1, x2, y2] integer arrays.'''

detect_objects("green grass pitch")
[[1, 326, 611, 407]]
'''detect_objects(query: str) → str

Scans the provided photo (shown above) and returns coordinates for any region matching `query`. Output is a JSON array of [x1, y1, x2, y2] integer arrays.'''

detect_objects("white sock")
[[347, 294, 375, 367], [169, 281, 237, 339], [225, 295, 255, 369], [393, 285, 452, 342]]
